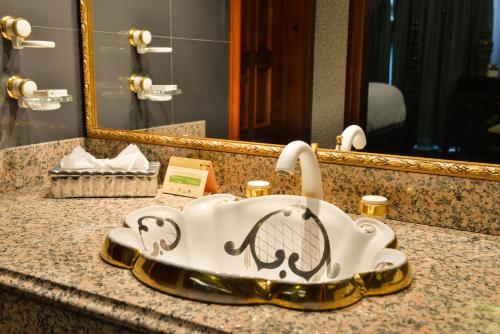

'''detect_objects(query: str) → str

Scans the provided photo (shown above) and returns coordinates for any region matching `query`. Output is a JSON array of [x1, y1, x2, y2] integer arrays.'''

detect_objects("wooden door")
[[237, 0, 315, 144]]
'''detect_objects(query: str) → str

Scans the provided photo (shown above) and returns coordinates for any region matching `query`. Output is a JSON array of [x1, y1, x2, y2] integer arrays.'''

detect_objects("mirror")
[[89, 0, 230, 139], [81, 0, 499, 181]]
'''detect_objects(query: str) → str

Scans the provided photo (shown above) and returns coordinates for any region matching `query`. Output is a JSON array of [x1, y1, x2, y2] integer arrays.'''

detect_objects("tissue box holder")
[[49, 162, 160, 198]]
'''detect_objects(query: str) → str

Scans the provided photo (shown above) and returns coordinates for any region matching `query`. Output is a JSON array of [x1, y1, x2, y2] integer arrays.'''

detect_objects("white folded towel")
[[60, 144, 149, 171]]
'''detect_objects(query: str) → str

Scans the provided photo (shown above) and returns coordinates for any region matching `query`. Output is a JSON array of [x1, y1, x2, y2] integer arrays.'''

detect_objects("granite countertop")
[[0, 186, 498, 333]]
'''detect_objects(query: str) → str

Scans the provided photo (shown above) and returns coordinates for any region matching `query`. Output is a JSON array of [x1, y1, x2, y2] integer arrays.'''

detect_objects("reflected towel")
[[367, 82, 407, 133]]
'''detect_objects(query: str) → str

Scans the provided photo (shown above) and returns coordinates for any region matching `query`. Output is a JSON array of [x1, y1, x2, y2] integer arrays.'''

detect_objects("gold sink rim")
[[101, 233, 412, 311]]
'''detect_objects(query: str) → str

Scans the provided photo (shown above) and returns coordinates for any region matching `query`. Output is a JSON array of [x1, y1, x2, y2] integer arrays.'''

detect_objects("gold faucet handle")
[[245, 180, 271, 198], [359, 195, 388, 222], [335, 135, 343, 150], [311, 142, 319, 154]]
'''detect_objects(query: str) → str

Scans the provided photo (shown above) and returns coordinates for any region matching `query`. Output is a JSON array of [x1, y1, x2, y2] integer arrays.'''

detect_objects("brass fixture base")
[[1, 16, 30, 40], [6, 75, 35, 100], [128, 74, 139, 93], [128, 28, 138, 47], [6, 75, 23, 99], [0, 16, 14, 40], [128, 75, 151, 93], [128, 28, 149, 47]]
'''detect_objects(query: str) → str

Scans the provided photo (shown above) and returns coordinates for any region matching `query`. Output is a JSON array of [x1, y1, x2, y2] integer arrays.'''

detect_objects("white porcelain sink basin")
[[102, 194, 411, 310]]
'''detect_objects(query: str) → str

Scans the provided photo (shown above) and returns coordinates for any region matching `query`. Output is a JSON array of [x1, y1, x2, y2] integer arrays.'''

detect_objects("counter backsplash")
[[1, 137, 497, 236], [0, 138, 85, 192], [85, 138, 499, 236]]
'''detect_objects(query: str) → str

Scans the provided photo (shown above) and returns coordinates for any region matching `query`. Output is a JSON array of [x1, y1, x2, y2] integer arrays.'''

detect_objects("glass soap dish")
[[18, 95, 73, 110], [139, 89, 182, 102], [145, 89, 182, 96]]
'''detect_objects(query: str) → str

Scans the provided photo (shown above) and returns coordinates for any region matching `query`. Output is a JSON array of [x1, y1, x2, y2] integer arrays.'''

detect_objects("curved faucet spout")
[[275, 141, 324, 200], [340, 125, 367, 151]]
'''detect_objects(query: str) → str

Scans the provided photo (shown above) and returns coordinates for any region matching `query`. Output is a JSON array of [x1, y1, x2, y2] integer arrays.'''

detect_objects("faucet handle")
[[245, 180, 271, 198], [335, 135, 343, 150], [311, 143, 319, 154]]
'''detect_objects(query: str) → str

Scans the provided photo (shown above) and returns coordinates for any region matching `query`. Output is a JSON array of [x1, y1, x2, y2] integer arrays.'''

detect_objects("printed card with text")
[[162, 156, 218, 198]]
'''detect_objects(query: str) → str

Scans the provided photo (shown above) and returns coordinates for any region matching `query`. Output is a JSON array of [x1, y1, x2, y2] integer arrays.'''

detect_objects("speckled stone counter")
[[0, 187, 498, 333]]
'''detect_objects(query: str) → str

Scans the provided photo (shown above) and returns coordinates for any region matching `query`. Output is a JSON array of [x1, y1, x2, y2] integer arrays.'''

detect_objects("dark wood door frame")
[[229, 0, 316, 142], [229, 0, 242, 140], [233, 1, 367, 140], [229, 0, 368, 140], [344, 0, 368, 129]]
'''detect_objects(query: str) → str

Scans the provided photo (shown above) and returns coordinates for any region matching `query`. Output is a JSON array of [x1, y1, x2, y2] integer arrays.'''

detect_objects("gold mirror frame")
[[80, 0, 499, 182]]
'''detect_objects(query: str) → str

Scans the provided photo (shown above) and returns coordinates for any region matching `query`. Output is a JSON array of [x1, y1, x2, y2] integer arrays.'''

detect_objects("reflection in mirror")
[[89, 0, 499, 165], [362, 0, 500, 164], [90, 0, 348, 145], [91, 0, 230, 139]]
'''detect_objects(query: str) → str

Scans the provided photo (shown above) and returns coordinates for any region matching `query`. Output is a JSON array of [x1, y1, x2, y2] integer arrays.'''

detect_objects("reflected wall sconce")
[[129, 75, 181, 101], [1, 16, 55, 49], [128, 28, 172, 54], [6, 75, 73, 111]]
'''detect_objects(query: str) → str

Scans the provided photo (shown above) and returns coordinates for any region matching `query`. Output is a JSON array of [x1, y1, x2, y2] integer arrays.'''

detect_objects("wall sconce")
[[129, 75, 181, 101], [6, 76, 73, 111], [1, 16, 55, 49], [128, 28, 172, 54]]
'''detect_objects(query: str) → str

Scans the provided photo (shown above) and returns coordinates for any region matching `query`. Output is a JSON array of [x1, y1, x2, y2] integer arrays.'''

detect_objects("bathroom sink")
[[102, 194, 411, 310]]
